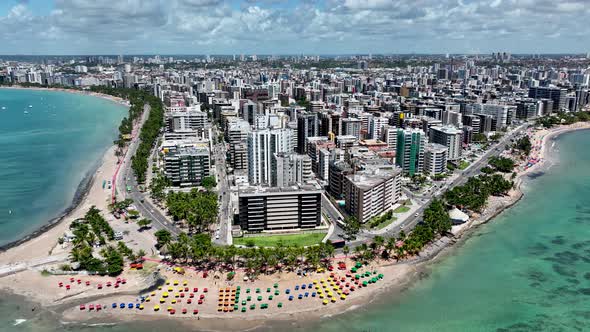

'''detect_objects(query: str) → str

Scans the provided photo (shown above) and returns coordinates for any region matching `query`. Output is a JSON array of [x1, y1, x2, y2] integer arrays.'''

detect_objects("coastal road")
[[212, 126, 232, 245], [344, 123, 530, 249], [321, 194, 346, 240], [116, 104, 180, 237]]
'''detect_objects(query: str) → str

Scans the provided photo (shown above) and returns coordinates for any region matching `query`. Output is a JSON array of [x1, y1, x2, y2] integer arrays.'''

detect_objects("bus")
[[126, 185, 132, 193]]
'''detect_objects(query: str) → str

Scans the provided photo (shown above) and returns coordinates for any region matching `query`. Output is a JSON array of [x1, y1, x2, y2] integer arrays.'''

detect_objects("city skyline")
[[1, 0, 589, 55]]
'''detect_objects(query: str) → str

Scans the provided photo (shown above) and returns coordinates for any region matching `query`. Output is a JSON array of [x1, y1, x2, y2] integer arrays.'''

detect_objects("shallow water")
[[0, 89, 125, 246]]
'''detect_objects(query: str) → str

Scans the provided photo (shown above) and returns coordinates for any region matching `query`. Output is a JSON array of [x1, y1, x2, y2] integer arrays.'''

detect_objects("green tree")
[[343, 216, 361, 240], [154, 229, 172, 248], [137, 218, 152, 230], [201, 176, 217, 190]]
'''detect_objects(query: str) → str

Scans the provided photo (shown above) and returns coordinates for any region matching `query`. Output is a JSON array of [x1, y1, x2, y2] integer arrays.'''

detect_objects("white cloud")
[[0, 0, 588, 54]]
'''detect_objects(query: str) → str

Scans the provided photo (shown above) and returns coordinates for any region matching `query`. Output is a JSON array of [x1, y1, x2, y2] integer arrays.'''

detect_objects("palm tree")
[[343, 246, 350, 260]]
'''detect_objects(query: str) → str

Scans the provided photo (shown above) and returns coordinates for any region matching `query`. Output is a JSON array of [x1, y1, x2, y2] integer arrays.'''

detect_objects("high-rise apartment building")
[[297, 113, 318, 154], [344, 167, 402, 223], [528, 86, 567, 112], [164, 146, 211, 187], [424, 143, 448, 176], [238, 185, 322, 232], [395, 128, 426, 176], [428, 126, 463, 161], [247, 128, 294, 185]]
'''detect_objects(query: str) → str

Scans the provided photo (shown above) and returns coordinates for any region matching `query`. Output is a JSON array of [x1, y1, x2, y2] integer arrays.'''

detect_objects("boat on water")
[[1, 106, 6, 110], [28, 105, 33, 108], [24, 111, 29, 114]]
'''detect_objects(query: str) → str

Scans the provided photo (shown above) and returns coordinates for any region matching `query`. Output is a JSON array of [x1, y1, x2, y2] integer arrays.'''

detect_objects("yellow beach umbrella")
[[159, 298, 165, 303], [171, 299, 177, 304], [145, 297, 151, 302], [163, 292, 169, 298], [323, 299, 329, 305], [173, 280, 179, 286], [154, 305, 160, 311], [139, 304, 145, 310], [331, 297, 336, 303], [167, 287, 173, 292], [183, 281, 188, 286], [158, 286, 162, 290], [151, 292, 156, 296], [167, 306, 173, 311], [319, 294, 325, 299], [165, 280, 170, 285], [312, 280, 318, 284], [340, 294, 347, 300]]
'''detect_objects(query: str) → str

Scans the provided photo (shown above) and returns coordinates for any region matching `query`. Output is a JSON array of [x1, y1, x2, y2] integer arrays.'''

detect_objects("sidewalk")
[[367, 199, 421, 235]]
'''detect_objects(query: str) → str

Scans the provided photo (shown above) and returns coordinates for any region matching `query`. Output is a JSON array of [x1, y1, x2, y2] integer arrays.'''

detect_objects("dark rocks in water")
[[551, 236, 566, 245], [528, 243, 549, 255], [527, 172, 545, 179], [572, 240, 590, 250], [578, 288, 590, 296], [529, 282, 541, 288], [584, 273, 590, 280], [551, 285, 579, 297], [571, 311, 590, 319], [526, 270, 548, 283], [552, 264, 577, 277], [554, 251, 581, 264], [567, 278, 580, 285]]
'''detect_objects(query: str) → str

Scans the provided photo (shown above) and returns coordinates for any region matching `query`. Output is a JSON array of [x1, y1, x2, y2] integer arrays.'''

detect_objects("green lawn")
[[373, 216, 397, 230], [393, 205, 411, 213], [459, 161, 470, 170], [234, 232, 327, 247]]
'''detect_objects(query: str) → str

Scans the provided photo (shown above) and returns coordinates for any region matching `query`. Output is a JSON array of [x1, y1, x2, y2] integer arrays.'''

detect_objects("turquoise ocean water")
[[0, 89, 126, 246], [1, 93, 589, 331]]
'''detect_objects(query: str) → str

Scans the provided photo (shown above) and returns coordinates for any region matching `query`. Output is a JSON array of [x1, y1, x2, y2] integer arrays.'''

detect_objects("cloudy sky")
[[0, 0, 588, 55]]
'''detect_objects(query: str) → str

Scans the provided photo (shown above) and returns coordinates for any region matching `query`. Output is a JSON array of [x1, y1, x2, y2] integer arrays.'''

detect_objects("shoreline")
[[0, 121, 589, 329], [0, 85, 130, 108], [0, 87, 129, 252], [0, 157, 100, 252]]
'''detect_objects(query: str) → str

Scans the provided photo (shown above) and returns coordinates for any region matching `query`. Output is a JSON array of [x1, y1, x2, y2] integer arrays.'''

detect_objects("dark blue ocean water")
[[0, 89, 126, 246]]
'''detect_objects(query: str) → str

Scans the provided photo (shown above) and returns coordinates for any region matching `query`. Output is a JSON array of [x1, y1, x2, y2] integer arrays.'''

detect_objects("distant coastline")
[[0, 85, 130, 108]]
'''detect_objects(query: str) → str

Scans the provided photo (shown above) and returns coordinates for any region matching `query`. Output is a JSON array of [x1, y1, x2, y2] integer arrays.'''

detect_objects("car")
[[215, 234, 220, 239], [414, 213, 419, 217]]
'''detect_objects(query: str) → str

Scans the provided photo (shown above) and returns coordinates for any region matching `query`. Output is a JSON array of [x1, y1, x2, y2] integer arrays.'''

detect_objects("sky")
[[0, 0, 589, 55]]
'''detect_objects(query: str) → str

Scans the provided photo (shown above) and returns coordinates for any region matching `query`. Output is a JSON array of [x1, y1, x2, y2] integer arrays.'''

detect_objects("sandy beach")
[[0, 116, 589, 329]]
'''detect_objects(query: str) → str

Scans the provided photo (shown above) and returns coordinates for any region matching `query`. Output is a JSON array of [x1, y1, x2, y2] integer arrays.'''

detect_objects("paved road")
[[321, 194, 346, 240], [116, 104, 180, 236], [212, 126, 232, 245], [345, 123, 530, 249]]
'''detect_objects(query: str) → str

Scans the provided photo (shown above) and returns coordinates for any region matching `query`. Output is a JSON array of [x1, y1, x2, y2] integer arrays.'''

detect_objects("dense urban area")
[[1, 53, 590, 276]]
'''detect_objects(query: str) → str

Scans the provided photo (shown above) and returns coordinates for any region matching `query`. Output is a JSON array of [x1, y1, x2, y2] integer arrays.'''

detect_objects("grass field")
[[374, 216, 397, 230], [234, 232, 327, 247], [393, 205, 411, 213], [459, 160, 470, 170]]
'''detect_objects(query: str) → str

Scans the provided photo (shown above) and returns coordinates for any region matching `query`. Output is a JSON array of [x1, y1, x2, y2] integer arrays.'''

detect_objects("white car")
[[215, 234, 220, 239]]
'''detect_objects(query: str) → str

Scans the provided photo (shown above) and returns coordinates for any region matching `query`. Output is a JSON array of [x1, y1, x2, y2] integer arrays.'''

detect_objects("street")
[[115, 104, 180, 236], [212, 127, 232, 245], [344, 123, 530, 249]]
